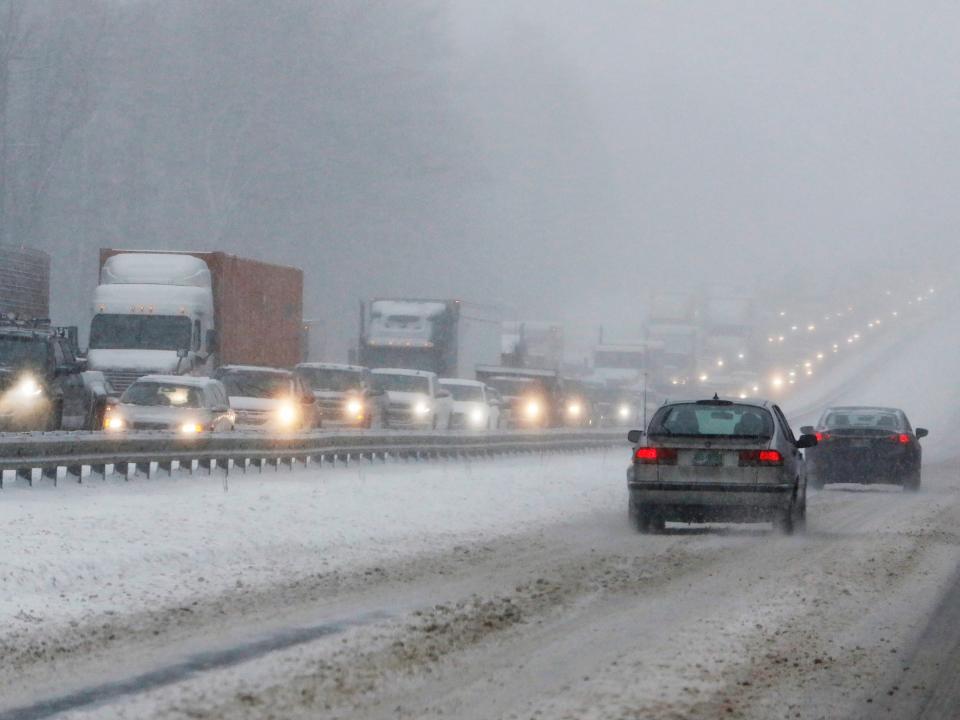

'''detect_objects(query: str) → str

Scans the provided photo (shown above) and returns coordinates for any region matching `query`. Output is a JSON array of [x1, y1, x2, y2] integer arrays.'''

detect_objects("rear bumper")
[[807, 456, 918, 484], [628, 480, 795, 511]]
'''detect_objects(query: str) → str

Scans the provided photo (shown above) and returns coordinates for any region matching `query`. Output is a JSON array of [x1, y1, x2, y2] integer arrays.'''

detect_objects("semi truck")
[[88, 250, 303, 393], [358, 299, 501, 378]]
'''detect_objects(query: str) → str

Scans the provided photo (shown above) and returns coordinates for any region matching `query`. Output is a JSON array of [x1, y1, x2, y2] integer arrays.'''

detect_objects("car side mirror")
[[800, 425, 815, 435], [627, 429, 644, 444], [916, 428, 929, 439], [796, 433, 818, 449], [106, 396, 120, 407]]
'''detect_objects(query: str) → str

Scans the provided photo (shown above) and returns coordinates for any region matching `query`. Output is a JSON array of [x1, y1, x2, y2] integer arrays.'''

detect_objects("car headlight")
[[567, 402, 582, 418], [414, 401, 431, 416], [345, 398, 364, 418], [617, 404, 631, 419], [277, 402, 299, 427], [524, 399, 541, 419], [104, 415, 125, 431], [180, 422, 203, 434], [469, 407, 486, 426]]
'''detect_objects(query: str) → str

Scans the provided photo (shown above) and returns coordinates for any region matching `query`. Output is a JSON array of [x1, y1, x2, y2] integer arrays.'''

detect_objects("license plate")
[[693, 450, 723, 467], [851, 439, 871, 448]]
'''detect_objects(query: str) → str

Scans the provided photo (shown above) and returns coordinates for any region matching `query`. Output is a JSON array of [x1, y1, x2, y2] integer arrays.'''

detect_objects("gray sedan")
[[627, 397, 817, 534]]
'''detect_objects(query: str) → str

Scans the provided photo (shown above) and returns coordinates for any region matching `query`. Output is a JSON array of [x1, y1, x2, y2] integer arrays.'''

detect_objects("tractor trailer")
[[359, 299, 501, 378], [88, 250, 303, 392]]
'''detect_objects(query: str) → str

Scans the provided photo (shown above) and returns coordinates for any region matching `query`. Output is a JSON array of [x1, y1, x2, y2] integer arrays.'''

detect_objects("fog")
[[6, 0, 959, 358]]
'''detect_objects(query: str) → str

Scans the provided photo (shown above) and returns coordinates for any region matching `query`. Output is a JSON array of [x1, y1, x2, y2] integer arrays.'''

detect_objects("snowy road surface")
[[2, 312, 959, 719]]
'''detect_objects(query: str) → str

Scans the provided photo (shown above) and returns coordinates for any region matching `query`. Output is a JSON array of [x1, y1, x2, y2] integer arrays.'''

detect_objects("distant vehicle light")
[[469, 408, 486, 427], [180, 422, 203, 434], [104, 415, 125, 431], [414, 401, 431, 417], [617, 404, 631, 419], [567, 402, 582, 418]]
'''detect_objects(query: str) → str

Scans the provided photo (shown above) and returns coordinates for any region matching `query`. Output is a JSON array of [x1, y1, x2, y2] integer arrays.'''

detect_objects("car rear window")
[[822, 411, 902, 430], [648, 403, 774, 439]]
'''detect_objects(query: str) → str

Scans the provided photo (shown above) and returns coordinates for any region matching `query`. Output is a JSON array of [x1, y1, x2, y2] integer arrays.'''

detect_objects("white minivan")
[[372, 368, 452, 430]]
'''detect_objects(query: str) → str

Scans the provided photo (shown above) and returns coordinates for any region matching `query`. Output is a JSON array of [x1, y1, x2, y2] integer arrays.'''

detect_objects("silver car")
[[104, 375, 235, 434], [627, 397, 817, 534]]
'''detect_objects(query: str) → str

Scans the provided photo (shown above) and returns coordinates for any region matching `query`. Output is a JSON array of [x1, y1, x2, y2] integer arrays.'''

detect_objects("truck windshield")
[[374, 374, 429, 393], [442, 383, 484, 401], [0, 336, 47, 368], [648, 403, 774, 439], [90, 314, 192, 351], [218, 372, 293, 399], [297, 368, 363, 392], [121, 382, 203, 408]]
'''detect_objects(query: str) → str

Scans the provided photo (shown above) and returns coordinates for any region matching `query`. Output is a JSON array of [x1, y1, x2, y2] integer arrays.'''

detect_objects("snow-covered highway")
[[1, 311, 959, 720]]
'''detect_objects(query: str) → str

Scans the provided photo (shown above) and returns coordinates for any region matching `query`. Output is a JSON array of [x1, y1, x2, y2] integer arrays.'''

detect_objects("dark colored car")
[[0, 319, 108, 431], [801, 406, 927, 491]]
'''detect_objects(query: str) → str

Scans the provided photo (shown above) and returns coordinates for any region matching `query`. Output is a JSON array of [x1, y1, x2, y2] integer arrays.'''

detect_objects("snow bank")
[[0, 451, 622, 630]]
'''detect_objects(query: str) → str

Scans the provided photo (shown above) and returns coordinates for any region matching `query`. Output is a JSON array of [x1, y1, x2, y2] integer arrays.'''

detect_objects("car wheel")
[[775, 501, 804, 535], [903, 469, 921, 492], [46, 401, 64, 432], [630, 500, 664, 534]]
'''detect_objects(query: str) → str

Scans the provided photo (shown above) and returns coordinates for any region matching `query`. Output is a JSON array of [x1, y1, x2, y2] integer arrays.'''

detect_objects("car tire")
[[775, 500, 804, 535], [903, 469, 921, 493], [47, 401, 64, 432], [630, 500, 664, 534]]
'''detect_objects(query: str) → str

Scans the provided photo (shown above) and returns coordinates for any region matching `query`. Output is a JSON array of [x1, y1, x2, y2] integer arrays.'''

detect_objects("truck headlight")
[[180, 422, 203, 434], [277, 402, 299, 427], [414, 401, 431, 416], [12, 375, 43, 400], [104, 415, 125, 431], [469, 407, 486, 427]]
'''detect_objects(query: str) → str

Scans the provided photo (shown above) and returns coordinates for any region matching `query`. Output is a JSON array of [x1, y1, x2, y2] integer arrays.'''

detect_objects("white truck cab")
[[88, 254, 215, 393]]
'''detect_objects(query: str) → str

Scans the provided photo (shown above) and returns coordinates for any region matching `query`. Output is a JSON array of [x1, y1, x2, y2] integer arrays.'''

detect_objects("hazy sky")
[[449, 0, 960, 340]]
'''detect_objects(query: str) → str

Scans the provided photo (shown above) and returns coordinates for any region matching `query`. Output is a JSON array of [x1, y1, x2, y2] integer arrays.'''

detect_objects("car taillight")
[[634, 447, 678, 465], [739, 449, 784, 467], [888, 433, 910, 444], [815, 432, 830, 442]]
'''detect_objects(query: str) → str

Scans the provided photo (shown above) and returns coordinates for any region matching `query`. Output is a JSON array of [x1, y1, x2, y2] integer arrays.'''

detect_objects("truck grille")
[[103, 369, 145, 394], [236, 410, 270, 426]]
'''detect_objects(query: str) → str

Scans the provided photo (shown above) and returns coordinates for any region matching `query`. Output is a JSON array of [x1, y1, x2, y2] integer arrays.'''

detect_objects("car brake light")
[[815, 432, 830, 442], [634, 447, 678, 465], [889, 433, 910, 444], [739, 450, 784, 466]]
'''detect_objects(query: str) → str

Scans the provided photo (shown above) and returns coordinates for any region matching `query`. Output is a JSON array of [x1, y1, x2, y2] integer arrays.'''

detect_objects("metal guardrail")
[[0, 429, 627, 488]]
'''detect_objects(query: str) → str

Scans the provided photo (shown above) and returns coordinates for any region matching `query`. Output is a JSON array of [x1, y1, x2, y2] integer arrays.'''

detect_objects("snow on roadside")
[[0, 450, 622, 632]]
